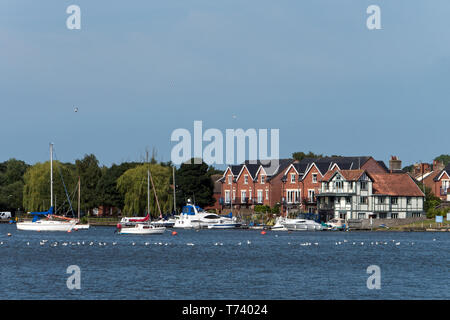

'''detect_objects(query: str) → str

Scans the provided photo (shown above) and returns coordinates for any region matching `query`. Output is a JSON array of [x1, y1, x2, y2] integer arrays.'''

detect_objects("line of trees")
[[0, 155, 219, 218]]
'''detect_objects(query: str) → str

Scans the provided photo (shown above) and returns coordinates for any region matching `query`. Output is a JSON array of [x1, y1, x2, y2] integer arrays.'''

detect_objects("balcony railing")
[[307, 197, 317, 203]]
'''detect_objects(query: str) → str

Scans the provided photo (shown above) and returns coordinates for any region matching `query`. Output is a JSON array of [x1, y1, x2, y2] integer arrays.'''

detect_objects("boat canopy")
[[129, 214, 150, 222], [30, 206, 54, 222], [181, 205, 203, 215], [221, 212, 233, 218]]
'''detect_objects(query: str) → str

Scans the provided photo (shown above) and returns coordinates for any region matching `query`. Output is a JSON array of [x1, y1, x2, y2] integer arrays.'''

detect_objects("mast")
[[50, 143, 53, 208], [78, 176, 81, 220], [172, 166, 176, 214], [147, 169, 150, 215], [148, 168, 162, 218]]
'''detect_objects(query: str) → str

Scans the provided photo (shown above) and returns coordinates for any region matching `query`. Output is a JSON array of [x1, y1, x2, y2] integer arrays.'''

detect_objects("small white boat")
[[119, 214, 150, 227], [281, 217, 323, 231], [117, 223, 165, 235], [271, 217, 288, 231], [207, 219, 241, 229], [17, 219, 76, 232], [326, 218, 346, 230], [73, 224, 90, 230], [150, 217, 176, 228]]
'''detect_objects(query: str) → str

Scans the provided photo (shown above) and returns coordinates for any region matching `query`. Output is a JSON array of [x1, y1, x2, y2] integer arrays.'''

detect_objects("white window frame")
[[225, 190, 230, 203], [257, 190, 263, 203], [312, 173, 317, 183]]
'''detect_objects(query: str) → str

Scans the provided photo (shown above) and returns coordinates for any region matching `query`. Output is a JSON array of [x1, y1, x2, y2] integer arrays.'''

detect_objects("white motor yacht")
[[174, 200, 238, 229], [276, 217, 323, 231]]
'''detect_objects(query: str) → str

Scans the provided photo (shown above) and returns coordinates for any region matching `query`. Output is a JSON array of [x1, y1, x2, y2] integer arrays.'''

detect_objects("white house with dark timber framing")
[[317, 169, 424, 221]]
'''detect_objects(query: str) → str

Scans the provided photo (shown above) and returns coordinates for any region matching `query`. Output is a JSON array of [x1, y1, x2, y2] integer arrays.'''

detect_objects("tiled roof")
[[370, 173, 424, 197], [377, 161, 389, 172], [321, 169, 365, 182]]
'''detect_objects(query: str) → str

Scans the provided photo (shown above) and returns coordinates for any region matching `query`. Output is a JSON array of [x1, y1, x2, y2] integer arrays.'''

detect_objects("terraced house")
[[219, 159, 293, 212], [317, 169, 424, 221]]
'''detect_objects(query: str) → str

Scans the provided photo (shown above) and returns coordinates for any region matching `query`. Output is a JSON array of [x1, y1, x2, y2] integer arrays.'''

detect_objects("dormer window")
[[244, 174, 248, 184], [290, 173, 295, 183], [261, 175, 266, 184], [312, 173, 317, 183], [228, 175, 232, 184]]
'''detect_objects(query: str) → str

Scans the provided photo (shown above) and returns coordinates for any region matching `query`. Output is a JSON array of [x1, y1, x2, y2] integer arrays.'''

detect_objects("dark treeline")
[[0, 155, 220, 218]]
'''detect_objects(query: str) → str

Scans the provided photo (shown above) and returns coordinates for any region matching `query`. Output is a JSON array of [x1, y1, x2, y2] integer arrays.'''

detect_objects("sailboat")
[[150, 166, 176, 228], [117, 167, 165, 235], [17, 143, 77, 232], [73, 177, 90, 230]]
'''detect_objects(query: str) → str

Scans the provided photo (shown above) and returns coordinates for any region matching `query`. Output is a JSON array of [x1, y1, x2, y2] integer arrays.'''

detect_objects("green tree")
[[0, 158, 29, 212], [117, 164, 173, 217], [292, 151, 325, 162], [175, 159, 215, 209], [434, 154, 450, 167], [415, 182, 442, 216], [96, 162, 141, 211], [22, 161, 77, 213], [75, 154, 102, 214]]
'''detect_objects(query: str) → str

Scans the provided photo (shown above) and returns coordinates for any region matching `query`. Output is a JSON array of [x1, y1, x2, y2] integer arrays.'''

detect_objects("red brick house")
[[416, 161, 448, 200], [219, 159, 293, 213]]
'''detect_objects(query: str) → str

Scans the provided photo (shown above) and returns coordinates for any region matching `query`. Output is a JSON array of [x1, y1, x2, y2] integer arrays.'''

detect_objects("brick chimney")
[[433, 160, 444, 171], [389, 156, 402, 172]]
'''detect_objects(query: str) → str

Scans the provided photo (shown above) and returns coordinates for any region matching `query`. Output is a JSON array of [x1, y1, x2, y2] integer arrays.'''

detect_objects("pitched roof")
[[377, 161, 389, 172], [370, 173, 424, 197], [321, 169, 365, 182], [433, 164, 450, 182]]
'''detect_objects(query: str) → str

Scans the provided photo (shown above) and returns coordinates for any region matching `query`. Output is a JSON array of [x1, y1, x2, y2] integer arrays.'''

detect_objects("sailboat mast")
[[147, 169, 150, 215], [50, 143, 53, 208], [78, 176, 81, 220], [172, 166, 176, 214], [148, 168, 162, 218]]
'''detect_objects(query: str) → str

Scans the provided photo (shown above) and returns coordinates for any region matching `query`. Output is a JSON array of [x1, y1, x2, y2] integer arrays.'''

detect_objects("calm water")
[[0, 224, 448, 300]]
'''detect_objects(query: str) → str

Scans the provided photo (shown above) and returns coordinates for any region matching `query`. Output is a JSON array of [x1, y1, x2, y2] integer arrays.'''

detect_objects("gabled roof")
[[321, 169, 366, 182], [377, 161, 389, 172], [371, 173, 424, 197], [433, 164, 450, 182], [222, 159, 294, 182]]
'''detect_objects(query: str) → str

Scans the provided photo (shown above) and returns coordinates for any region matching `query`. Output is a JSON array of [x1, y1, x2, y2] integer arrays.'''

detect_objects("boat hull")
[[207, 223, 241, 229], [73, 224, 90, 230], [17, 221, 75, 232], [118, 225, 166, 235]]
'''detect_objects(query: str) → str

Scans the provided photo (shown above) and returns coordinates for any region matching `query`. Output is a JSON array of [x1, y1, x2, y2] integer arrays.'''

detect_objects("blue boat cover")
[[30, 207, 54, 222]]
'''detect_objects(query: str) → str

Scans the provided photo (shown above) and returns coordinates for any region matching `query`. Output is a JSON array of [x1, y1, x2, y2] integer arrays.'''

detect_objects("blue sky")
[[0, 0, 449, 168]]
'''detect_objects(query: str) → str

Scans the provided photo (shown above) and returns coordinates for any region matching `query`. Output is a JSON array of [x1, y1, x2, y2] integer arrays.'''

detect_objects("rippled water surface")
[[0, 224, 448, 299]]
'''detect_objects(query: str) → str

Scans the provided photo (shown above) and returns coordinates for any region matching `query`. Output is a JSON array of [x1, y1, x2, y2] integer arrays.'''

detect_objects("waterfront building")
[[317, 169, 425, 221], [219, 159, 293, 213], [280, 156, 388, 215], [416, 161, 449, 201]]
